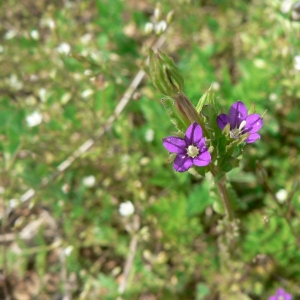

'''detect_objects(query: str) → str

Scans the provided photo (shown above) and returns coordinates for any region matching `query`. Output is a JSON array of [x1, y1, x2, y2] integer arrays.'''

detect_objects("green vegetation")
[[0, 0, 300, 299]]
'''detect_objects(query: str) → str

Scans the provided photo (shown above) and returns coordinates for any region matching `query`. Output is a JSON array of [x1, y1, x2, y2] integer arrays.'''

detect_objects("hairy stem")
[[210, 165, 234, 221]]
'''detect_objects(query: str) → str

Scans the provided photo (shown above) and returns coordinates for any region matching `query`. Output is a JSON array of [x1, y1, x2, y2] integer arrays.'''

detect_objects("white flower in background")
[[61, 92, 72, 104], [155, 20, 167, 34], [48, 19, 55, 30], [276, 189, 288, 203], [82, 175, 96, 188], [30, 29, 39, 40], [64, 245, 74, 256], [84, 69, 92, 76], [145, 22, 154, 34], [81, 89, 94, 98], [119, 201, 135, 217], [9, 74, 23, 90], [80, 33, 92, 44], [26, 111, 43, 127], [39, 88, 47, 102], [145, 128, 154, 142], [281, 0, 293, 13], [9, 199, 18, 208], [5, 30, 17, 40], [269, 93, 278, 102], [0, 45, 4, 53], [41, 18, 56, 30], [62, 183, 70, 194], [57, 42, 71, 55], [294, 55, 300, 71], [211, 82, 220, 91]]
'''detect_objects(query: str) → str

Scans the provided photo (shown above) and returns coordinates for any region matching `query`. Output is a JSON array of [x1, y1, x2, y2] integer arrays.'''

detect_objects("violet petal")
[[195, 138, 207, 152], [245, 133, 260, 143], [162, 137, 187, 154], [229, 101, 248, 128], [173, 155, 193, 172], [185, 122, 203, 145], [244, 114, 263, 134], [277, 288, 292, 300], [193, 151, 211, 167], [217, 114, 230, 130], [268, 297, 276, 300]]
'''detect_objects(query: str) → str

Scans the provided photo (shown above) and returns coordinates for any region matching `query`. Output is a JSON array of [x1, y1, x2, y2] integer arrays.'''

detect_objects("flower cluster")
[[163, 101, 263, 172]]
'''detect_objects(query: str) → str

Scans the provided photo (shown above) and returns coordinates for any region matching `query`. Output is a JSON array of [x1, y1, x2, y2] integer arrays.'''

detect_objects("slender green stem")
[[210, 165, 234, 221]]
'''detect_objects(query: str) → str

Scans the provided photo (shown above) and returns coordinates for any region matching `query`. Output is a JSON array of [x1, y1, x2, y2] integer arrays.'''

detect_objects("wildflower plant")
[[149, 50, 264, 220]]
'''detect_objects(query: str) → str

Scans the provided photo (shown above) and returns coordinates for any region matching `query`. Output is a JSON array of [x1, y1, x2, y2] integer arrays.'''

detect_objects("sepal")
[[248, 102, 256, 115], [167, 153, 177, 163]]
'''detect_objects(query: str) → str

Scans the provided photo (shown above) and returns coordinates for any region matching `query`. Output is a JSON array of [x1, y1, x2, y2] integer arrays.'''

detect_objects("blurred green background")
[[0, 0, 300, 299]]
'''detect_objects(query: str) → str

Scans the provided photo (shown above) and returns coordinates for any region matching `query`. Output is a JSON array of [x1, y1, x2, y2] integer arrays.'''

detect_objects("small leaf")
[[222, 123, 231, 137], [167, 153, 177, 163]]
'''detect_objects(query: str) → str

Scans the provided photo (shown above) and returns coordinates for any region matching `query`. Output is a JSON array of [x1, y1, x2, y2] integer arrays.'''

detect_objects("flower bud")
[[166, 10, 175, 24], [149, 50, 184, 97]]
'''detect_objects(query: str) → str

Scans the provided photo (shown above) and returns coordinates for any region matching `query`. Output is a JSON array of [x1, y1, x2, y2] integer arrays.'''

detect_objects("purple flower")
[[162, 122, 211, 172], [269, 288, 292, 300], [216, 101, 263, 143]]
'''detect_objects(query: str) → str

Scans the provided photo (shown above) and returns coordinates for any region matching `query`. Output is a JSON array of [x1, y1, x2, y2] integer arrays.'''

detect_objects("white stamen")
[[187, 145, 199, 158], [239, 120, 246, 131]]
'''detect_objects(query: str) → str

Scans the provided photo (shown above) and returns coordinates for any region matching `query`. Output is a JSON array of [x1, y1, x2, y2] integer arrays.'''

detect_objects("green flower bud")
[[149, 50, 184, 97]]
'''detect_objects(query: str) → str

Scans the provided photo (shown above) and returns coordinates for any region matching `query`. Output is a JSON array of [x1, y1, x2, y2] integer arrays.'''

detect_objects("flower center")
[[187, 145, 199, 158], [230, 120, 246, 139]]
